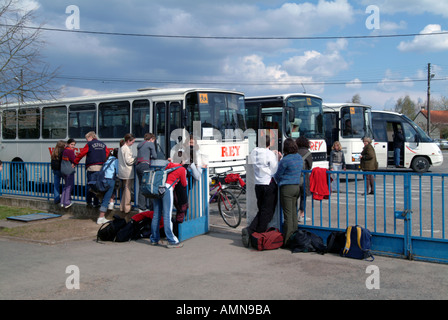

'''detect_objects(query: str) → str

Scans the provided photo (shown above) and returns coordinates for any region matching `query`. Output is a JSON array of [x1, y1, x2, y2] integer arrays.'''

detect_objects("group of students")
[[242, 135, 378, 249], [50, 131, 139, 220], [50, 132, 207, 249]]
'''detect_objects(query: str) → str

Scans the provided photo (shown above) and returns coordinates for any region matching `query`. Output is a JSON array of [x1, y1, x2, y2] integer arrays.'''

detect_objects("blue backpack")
[[88, 158, 115, 193], [341, 225, 374, 261], [140, 165, 180, 199]]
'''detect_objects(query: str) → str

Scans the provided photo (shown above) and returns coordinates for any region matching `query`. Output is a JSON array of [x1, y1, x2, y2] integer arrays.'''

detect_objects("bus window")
[[132, 99, 150, 138], [69, 103, 96, 139], [2, 110, 17, 139], [42, 106, 67, 139], [323, 112, 338, 154], [372, 120, 387, 142], [341, 107, 365, 138], [186, 92, 246, 138], [18, 108, 40, 139], [98, 101, 131, 138], [98, 101, 130, 139], [154, 102, 167, 159], [402, 122, 417, 143], [286, 96, 323, 139]]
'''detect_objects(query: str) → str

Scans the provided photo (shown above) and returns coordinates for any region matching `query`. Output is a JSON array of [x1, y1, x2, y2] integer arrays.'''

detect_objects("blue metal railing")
[[299, 169, 448, 263], [0, 161, 209, 241]]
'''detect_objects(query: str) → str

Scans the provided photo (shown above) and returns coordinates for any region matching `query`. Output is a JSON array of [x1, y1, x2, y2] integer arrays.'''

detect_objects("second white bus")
[[323, 103, 374, 170], [245, 93, 328, 168]]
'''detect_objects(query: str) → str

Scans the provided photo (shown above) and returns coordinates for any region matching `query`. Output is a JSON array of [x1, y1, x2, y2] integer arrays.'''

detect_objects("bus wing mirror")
[[288, 108, 295, 122]]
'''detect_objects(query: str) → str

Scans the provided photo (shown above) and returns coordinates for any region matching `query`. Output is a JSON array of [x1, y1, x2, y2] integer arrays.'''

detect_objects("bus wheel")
[[411, 156, 430, 173]]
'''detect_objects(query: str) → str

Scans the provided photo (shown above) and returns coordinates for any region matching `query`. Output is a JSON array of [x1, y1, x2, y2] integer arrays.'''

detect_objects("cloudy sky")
[[17, 0, 448, 110]]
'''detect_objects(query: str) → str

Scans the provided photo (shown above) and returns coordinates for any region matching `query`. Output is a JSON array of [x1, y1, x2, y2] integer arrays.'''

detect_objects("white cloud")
[[283, 39, 349, 77], [359, 0, 448, 18], [398, 24, 448, 52], [346, 78, 362, 89], [222, 54, 324, 94]]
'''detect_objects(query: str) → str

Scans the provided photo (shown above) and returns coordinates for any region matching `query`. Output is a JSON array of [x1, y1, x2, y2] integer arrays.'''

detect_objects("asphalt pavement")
[[1, 220, 448, 301]]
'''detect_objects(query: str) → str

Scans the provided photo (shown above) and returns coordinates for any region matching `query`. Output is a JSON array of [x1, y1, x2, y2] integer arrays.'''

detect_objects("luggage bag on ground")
[[250, 227, 284, 251], [341, 225, 374, 261]]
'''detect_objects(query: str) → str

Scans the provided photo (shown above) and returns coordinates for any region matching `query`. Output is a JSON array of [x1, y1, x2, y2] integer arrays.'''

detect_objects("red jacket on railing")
[[310, 167, 330, 200]]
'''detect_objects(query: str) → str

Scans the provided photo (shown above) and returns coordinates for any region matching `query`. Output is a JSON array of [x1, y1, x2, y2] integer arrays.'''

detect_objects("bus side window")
[[402, 122, 417, 143], [372, 120, 387, 142]]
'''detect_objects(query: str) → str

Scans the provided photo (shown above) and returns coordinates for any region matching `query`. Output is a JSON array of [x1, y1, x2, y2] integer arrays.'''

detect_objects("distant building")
[[414, 109, 448, 139]]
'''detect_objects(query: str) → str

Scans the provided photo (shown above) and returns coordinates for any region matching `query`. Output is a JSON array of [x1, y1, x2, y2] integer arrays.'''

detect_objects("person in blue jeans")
[[50, 140, 66, 204], [150, 162, 187, 248], [97, 148, 119, 225]]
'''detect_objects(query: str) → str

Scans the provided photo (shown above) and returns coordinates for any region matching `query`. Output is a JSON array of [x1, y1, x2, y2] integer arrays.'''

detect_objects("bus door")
[[259, 107, 282, 152], [372, 119, 388, 167], [323, 112, 339, 157], [153, 101, 182, 159]]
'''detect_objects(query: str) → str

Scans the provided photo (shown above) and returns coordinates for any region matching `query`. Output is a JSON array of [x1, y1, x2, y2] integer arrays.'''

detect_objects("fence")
[[298, 169, 448, 264], [0, 161, 209, 242]]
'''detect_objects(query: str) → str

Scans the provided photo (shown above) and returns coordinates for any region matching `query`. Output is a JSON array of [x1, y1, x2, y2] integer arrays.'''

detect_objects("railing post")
[[395, 173, 413, 260]]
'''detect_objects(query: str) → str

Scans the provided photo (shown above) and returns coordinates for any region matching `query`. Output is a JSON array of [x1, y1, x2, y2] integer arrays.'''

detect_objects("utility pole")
[[426, 63, 433, 137], [426, 63, 431, 137]]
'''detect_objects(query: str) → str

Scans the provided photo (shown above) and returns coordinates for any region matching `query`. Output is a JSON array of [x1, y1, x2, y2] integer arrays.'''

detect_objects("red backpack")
[[250, 228, 284, 251]]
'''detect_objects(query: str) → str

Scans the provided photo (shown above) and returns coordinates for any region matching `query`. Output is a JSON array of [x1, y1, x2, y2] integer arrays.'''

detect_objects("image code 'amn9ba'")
[[176, 304, 271, 317]]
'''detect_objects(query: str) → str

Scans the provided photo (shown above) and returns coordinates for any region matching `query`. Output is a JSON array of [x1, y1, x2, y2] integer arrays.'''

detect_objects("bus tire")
[[411, 156, 430, 173]]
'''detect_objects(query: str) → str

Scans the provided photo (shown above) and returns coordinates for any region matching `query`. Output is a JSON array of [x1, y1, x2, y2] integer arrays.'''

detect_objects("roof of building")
[[416, 110, 448, 124]]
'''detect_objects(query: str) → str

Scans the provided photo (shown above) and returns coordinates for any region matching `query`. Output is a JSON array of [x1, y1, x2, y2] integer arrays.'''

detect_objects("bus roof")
[[1, 87, 245, 108], [323, 102, 372, 110], [371, 110, 401, 115], [245, 92, 322, 101]]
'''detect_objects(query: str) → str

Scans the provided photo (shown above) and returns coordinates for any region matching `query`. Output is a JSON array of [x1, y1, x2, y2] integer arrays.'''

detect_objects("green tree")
[[395, 95, 416, 119]]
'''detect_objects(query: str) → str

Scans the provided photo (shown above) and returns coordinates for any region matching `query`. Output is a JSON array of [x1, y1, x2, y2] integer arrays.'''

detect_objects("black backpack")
[[115, 218, 152, 242], [97, 215, 154, 243], [289, 229, 326, 254], [96, 215, 127, 242], [326, 231, 346, 254]]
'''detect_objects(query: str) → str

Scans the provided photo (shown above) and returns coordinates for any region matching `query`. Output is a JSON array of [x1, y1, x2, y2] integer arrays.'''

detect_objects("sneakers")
[[242, 228, 250, 248], [96, 217, 110, 225], [108, 202, 115, 210], [65, 203, 73, 209], [166, 242, 183, 249], [298, 216, 311, 223]]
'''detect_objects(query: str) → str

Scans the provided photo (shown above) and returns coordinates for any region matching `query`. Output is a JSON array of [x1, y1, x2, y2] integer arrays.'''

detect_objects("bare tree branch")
[[0, 0, 60, 105]]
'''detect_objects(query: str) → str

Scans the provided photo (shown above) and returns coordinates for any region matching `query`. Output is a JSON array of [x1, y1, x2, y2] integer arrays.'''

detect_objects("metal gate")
[[246, 166, 448, 264], [300, 170, 448, 264]]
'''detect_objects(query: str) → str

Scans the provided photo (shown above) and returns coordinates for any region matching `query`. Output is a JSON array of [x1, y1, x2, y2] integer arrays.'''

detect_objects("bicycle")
[[223, 172, 246, 200], [209, 172, 242, 228]]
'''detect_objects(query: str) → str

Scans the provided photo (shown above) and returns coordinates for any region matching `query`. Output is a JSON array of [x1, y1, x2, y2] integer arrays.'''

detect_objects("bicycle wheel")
[[218, 189, 242, 228]]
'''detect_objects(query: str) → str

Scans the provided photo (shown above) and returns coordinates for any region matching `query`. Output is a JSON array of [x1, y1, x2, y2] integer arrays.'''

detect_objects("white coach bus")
[[0, 88, 249, 175], [245, 93, 328, 168], [371, 110, 443, 172]]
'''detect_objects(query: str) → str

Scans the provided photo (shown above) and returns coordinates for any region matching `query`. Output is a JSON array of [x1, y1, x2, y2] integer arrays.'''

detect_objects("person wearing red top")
[[61, 139, 77, 209], [150, 162, 187, 248]]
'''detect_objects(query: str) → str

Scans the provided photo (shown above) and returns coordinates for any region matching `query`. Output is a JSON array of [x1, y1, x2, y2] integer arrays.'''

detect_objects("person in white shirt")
[[242, 135, 281, 247], [118, 133, 136, 215]]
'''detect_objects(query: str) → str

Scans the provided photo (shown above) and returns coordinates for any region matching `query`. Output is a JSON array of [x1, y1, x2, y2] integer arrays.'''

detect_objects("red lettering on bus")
[[221, 146, 241, 157], [309, 141, 323, 151]]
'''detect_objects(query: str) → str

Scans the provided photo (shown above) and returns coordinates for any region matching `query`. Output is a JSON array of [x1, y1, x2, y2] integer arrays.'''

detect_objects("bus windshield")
[[187, 92, 247, 139], [341, 106, 372, 139], [402, 114, 433, 142], [286, 96, 324, 139]]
